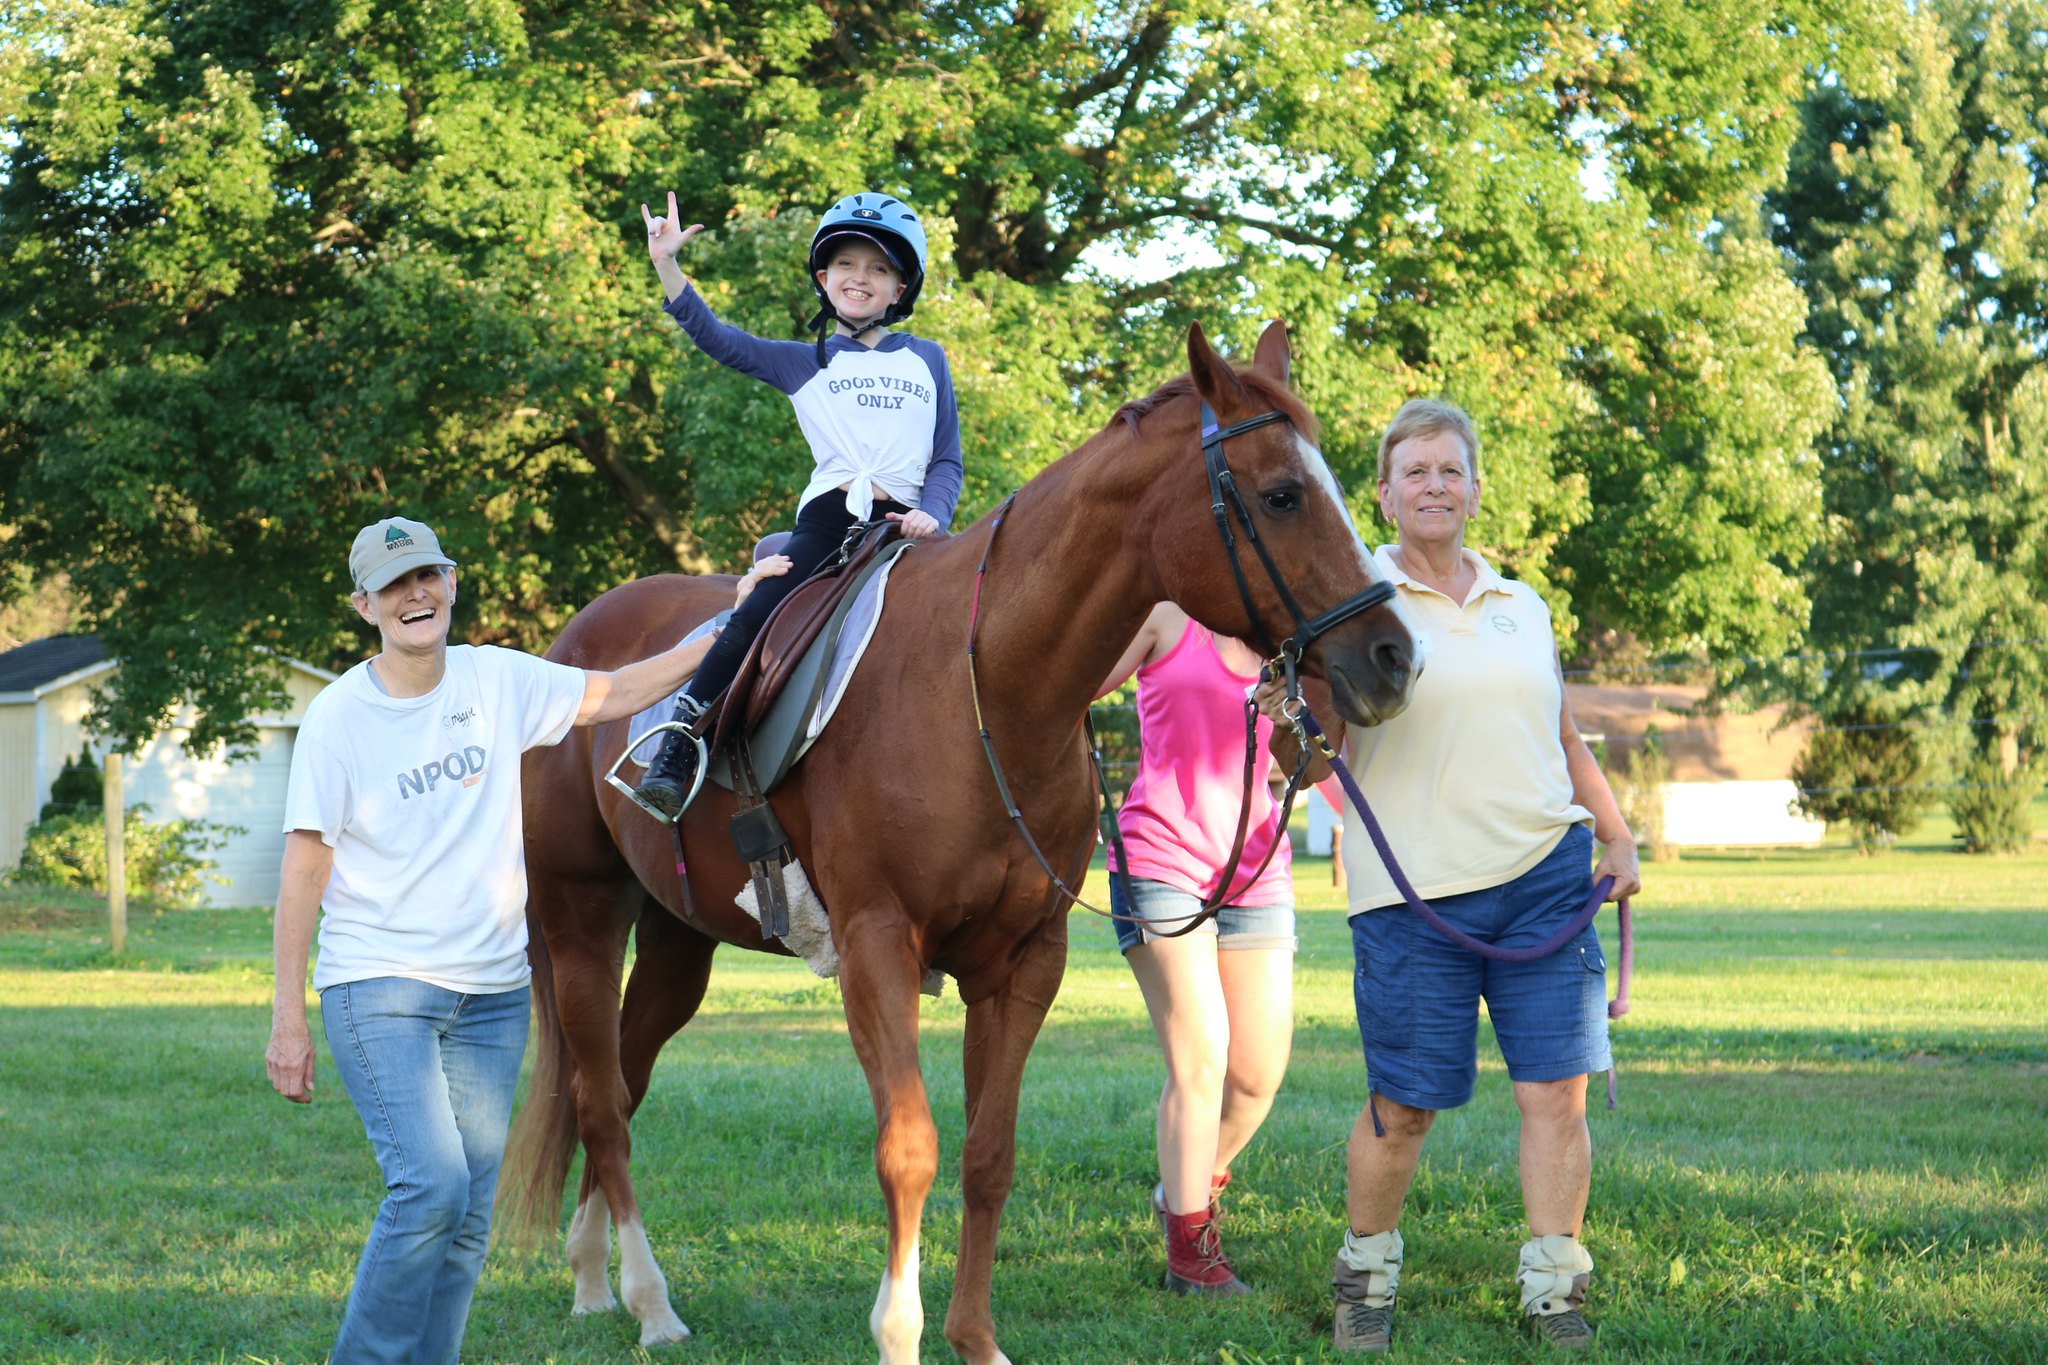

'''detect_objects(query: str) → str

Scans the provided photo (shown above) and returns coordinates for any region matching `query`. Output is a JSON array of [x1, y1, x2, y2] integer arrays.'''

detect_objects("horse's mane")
[[1112, 367, 1321, 445]]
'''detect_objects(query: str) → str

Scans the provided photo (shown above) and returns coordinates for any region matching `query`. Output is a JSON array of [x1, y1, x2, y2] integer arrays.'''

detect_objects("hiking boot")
[[1528, 1308, 1596, 1350], [634, 697, 707, 821], [1333, 1296, 1394, 1353], [1162, 1209, 1247, 1296]]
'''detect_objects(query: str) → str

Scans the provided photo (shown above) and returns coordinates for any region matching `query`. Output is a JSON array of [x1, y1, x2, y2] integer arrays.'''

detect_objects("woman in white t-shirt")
[[261, 517, 774, 1365]]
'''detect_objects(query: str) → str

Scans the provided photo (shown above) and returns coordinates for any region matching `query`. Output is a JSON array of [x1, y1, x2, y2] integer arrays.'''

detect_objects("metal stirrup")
[[604, 721, 709, 825]]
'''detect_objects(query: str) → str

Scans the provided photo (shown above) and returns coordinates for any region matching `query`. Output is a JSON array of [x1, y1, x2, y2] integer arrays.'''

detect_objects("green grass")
[[1, 837, 2044, 1364]]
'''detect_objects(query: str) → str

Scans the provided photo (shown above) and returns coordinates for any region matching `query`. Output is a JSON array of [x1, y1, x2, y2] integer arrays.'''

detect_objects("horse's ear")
[[1188, 321, 1246, 413], [1251, 320, 1291, 384]]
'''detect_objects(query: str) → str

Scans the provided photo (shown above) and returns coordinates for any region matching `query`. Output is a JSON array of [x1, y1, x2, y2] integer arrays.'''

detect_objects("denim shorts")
[[1349, 825, 1611, 1109], [1110, 872, 1297, 953]]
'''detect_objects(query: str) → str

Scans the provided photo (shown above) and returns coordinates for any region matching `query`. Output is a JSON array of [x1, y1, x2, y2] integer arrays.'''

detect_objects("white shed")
[[1567, 681, 1827, 848], [0, 635, 336, 908]]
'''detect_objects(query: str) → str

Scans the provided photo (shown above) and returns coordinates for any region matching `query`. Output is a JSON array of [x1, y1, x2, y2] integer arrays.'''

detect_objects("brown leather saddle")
[[694, 520, 920, 940], [708, 520, 908, 753]]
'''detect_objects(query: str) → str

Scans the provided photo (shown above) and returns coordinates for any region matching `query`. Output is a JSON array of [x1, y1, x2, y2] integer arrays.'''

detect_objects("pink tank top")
[[1107, 620, 1292, 905]]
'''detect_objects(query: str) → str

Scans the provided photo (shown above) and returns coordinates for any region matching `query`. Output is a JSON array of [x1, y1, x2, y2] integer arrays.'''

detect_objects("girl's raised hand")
[[641, 191, 703, 261]]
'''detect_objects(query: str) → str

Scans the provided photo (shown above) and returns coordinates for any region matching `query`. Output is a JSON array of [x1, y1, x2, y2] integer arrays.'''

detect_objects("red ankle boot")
[[1163, 1209, 1249, 1296]]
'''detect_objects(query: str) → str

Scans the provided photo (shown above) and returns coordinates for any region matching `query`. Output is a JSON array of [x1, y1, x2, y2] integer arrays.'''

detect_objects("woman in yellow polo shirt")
[[1326, 400, 1641, 1354]]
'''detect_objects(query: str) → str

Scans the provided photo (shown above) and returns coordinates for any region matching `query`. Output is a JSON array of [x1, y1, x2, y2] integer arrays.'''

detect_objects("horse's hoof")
[[571, 1290, 618, 1316], [637, 1314, 692, 1348]]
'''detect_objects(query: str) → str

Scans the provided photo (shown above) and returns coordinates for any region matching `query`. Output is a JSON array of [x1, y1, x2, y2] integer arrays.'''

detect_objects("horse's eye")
[[1261, 488, 1301, 515]]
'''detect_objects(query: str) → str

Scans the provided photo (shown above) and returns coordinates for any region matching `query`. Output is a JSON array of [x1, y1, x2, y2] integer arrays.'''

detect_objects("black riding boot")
[[634, 695, 708, 821]]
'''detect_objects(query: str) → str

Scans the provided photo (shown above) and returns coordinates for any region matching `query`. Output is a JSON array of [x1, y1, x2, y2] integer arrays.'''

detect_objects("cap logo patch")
[[384, 526, 412, 546]]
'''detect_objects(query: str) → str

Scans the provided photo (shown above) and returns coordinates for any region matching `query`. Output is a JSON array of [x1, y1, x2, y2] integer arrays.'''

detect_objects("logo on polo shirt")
[[1490, 614, 1518, 634]]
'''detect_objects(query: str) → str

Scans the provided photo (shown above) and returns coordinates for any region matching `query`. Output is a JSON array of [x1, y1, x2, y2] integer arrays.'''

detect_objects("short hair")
[[1377, 399, 1480, 484]]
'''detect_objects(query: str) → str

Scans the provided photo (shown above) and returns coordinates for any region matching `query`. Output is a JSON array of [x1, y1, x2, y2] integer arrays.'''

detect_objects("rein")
[[1292, 706, 1635, 1111], [966, 396, 1394, 935], [967, 493, 1307, 934]]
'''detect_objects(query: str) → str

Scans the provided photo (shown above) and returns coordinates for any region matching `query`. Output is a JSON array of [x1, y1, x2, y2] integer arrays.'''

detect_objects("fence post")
[[104, 753, 126, 955]]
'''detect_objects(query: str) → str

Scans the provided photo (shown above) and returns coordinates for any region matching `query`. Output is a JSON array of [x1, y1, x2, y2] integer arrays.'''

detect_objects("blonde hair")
[[1377, 399, 1479, 484]]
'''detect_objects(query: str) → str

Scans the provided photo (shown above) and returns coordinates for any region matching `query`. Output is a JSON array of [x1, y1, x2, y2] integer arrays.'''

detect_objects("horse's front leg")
[[840, 922, 941, 1365], [943, 921, 1067, 1365]]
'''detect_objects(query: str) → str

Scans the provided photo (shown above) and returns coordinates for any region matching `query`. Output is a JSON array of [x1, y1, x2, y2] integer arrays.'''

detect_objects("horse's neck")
[[967, 429, 1172, 748]]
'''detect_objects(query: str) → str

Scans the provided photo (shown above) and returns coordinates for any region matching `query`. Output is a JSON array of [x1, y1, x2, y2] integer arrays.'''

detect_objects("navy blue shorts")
[[1349, 825, 1611, 1110]]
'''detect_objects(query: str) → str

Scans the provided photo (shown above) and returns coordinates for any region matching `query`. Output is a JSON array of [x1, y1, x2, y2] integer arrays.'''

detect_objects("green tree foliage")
[[1790, 703, 1936, 852], [39, 749, 104, 822], [1765, 0, 2048, 779], [0, 1, 1885, 749], [1948, 753, 2040, 853]]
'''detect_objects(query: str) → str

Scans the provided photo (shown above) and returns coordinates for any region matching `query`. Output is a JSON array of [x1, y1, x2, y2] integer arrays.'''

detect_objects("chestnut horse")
[[495, 321, 1418, 1363]]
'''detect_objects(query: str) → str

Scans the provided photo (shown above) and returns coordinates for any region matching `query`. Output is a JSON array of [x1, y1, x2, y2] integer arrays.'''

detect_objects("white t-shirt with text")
[[284, 645, 587, 993]]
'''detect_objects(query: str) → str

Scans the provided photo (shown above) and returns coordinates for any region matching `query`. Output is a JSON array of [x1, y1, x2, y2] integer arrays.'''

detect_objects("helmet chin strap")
[[806, 306, 893, 366]]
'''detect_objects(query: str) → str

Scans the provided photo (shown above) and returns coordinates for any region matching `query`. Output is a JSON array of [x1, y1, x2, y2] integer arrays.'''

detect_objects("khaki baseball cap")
[[349, 516, 457, 592]]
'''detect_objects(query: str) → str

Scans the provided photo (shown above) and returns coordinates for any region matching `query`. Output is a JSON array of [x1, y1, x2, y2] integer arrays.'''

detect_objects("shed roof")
[[0, 634, 336, 704], [0, 634, 105, 694]]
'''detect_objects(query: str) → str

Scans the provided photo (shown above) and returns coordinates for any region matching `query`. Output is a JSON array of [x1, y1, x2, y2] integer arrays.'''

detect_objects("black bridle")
[[1200, 401, 1395, 694], [967, 398, 1398, 934]]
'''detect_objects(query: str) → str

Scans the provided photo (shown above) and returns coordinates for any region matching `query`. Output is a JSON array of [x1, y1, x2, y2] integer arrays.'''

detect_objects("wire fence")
[[1559, 635, 2048, 680]]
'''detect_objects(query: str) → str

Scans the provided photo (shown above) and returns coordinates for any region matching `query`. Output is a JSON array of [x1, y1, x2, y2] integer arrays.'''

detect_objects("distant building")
[[0, 635, 337, 907], [1567, 681, 1825, 847]]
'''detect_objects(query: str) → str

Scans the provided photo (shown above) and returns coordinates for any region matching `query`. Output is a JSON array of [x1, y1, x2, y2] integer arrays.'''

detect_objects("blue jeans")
[[321, 977, 529, 1365], [1349, 825, 1611, 1109]]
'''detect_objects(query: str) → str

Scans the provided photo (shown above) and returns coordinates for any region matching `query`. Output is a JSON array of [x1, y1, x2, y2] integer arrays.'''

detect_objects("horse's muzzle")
[[1328, 636, 1419, 728]]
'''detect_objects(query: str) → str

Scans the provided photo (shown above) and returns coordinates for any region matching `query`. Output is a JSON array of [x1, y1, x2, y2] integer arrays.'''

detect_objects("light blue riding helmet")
[[807, 192, 928, 323]]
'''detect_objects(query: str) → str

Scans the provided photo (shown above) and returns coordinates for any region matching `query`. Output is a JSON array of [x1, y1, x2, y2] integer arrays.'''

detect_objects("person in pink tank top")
[[1097, 601, 1323, 1297]]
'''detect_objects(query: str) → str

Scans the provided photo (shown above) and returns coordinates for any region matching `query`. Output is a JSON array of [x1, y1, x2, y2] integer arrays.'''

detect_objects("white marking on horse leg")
[[617, 1214, 691, 1347], [566, 1187, 618, 1315], [870, 1236, 923, 1364]]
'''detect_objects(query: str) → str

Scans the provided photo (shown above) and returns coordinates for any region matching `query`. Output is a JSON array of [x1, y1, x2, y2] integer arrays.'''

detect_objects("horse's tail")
[[496, 915, 580, 1246]]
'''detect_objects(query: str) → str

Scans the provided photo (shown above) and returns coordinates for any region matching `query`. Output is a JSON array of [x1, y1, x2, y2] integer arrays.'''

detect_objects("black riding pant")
[[679, 493, 911, 708]]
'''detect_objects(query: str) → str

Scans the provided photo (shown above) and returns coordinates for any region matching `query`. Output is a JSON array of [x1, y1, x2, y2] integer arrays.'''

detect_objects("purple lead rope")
[[1295, 709, 1634, 1122]]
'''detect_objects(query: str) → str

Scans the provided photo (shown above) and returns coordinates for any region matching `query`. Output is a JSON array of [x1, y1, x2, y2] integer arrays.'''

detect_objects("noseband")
[[1200, 401, 1394, 690]]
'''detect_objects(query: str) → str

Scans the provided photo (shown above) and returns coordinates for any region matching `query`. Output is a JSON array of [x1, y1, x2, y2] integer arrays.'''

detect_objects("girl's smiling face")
[[815, 238, 906, 330]]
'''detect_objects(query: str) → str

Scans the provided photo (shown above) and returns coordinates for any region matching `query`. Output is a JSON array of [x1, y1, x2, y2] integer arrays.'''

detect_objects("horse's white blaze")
[[1295, 432, 1380, 578], [870, 1236, 923, 1364], [617, 1214, 691, 1346], [566, 1188, 618, 1314]]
